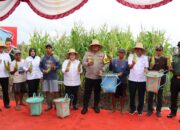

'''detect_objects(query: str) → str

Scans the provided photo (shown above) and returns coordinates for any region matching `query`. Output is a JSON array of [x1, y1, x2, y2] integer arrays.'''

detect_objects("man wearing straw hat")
[[147, 45, 168, 117], [128, 42, 149, 115], [167, 42, 180, 119], [81, 39, 104, 114], [0, 40, 11, 111]]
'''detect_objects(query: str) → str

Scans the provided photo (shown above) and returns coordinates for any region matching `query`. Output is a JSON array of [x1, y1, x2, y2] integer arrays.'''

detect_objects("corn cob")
[[78, 61, 81, 73], [133, 53, 136, 63], [3, 61, 10, 72], [29, 63, 33, 73], [151, 56, 155, 65], [167, 55, 172, 67], [15, 61, 18, 70], [103, 51, 110, 64]]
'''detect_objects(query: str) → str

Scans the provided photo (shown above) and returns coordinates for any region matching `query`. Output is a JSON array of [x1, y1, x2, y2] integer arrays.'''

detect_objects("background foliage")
[[18, 24, 174, 98]]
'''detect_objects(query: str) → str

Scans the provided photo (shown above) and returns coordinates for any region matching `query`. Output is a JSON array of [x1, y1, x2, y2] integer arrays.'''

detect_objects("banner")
[[116, 0, 173, 9], [0, 26, 17, 47]]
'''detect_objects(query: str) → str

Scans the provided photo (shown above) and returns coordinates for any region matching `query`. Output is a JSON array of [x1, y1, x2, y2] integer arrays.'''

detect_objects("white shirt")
[[10, 59, 26, 83], [128, 54, 149, 82], [62, 59, 82, 86], [24, 56, 42, 80], [0, 52, 11, 78]]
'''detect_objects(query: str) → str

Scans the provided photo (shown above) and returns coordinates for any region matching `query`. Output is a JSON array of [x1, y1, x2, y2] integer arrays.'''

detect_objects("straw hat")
[[89, 39, 102, 48], [133, 42, 145, 51], [0, 41, 6, 48], [67, 48, 78, 54], [67, 48, 79, 59]]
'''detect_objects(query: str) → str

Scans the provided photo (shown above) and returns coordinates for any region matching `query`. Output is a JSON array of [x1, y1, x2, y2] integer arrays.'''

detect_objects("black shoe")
[[4, 105, 10, 109], [130, 110, 136, 115], [167, 113, 176, 118], [147, 111, 153, 116], [156, 111, 162, 117], [94, 107, 100, 113], [73, 105, 78, 110], [45, 106, 52, 112], [81, 108, 88, 114], [138, 111, 143, 116]]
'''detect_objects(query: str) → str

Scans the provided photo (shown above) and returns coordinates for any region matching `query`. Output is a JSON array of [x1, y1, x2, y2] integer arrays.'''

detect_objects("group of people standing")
[[0, 38, 179, 120]]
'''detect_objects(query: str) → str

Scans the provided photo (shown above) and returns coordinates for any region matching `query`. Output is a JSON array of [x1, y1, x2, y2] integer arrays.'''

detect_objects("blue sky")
[[0, 0, 179, 46]]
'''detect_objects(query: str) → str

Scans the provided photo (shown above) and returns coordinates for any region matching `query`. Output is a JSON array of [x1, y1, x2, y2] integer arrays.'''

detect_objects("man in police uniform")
[[167, 42, 180, 119]]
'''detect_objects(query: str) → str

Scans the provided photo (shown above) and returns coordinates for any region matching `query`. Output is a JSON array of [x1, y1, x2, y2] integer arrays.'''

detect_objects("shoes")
[[156, 111, 162, 117], [15, 105, 21, 111], [130, 110, 136, 115], [138, 111, 143, 116], [81, 108, 88, 114], [45, 106, 52, 111], [167, 113, 176, 118], [94, 107, 100, 113], [73, 105, 78, 110], [4, 105, 10, 109], [147, 111, 153, 116]]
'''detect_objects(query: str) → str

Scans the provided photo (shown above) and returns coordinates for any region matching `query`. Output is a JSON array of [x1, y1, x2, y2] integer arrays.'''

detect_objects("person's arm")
[[62, 60, 67, 73], [144, 56, 149, 74], [82, 52, 89, 67], [128, 54, 135, 69], [123, 61, 130, 76], [109, 60, 113, 71], [10, 61, 17, 75], [53, 56, 61, 71], [164, 57, 169, 74], [39, 56, 44, 72], [23, 58, 30, 72]]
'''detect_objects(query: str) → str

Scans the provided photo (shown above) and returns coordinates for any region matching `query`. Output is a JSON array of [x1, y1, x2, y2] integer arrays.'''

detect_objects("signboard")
[[0, 26, 17, 47]]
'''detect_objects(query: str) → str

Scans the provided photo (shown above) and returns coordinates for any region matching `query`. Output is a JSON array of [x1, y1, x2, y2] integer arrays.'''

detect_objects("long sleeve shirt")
[[0, 52, 11, 78], [172, 53, 180, 76], [39, 54, 60, 80], [24, 56, 43, 80], [83, 51, 104, 79], [62, 59, 82, 86]]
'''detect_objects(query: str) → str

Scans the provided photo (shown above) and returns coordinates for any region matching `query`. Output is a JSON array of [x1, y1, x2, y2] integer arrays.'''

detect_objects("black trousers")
[[65, 85, 79, 106], [129, 81, 146, 112], [147, 88, 163, 112], [170, 76, 180, 114], [83, 78, 101, 108], [0, 78, 10, 106], [27, 79, 40, 97]]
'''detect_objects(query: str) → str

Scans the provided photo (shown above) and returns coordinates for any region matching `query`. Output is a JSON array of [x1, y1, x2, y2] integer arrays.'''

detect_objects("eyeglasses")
[[156, 49, 162, 51]]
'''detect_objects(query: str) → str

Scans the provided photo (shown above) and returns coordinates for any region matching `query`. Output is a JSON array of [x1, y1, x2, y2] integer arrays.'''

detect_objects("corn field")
[[18, 24, 173, 98]]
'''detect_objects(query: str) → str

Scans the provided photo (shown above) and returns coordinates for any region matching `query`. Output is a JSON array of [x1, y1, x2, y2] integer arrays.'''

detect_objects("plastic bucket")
[[54, 95, 70, 118], [101, 74, 120, 93], [145, 71, 164, 93], [26, 93, 44, 116]]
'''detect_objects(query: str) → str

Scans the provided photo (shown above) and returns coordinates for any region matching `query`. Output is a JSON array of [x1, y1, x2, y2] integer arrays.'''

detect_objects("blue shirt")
[[39, 54, 61, 80], [109, 59, 129, 83]]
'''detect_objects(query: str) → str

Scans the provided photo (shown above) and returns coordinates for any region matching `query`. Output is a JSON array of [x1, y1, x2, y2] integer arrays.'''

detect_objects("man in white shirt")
[[0, 41, 11, 110], [128, 42, 149, 115]]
